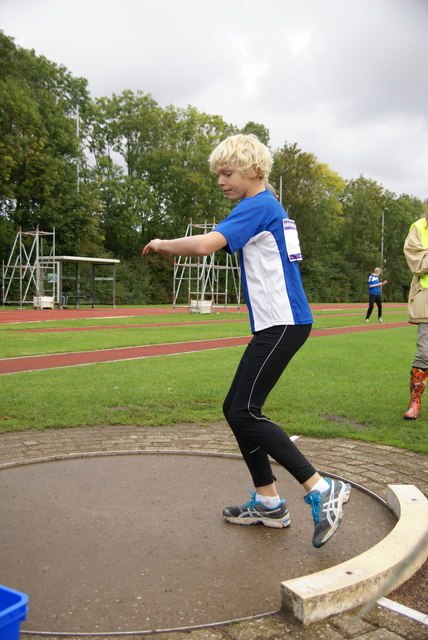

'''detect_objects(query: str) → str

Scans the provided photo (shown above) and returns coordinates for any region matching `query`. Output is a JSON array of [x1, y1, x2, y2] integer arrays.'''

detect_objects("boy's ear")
[[251, 165, 260, 179]]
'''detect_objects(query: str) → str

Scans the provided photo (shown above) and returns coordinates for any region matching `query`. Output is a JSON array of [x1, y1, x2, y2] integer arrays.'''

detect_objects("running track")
[[0, 304, 410, 375]]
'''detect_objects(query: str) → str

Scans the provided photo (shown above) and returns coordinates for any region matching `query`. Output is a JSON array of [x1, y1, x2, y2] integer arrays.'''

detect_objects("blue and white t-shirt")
[[367, 274, 381, 295], [214, 190, 313, 333]]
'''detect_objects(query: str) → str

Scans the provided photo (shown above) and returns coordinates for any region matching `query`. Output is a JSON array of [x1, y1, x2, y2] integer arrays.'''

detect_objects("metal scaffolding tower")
[[2, 228, 57, 308], [173, 219, 241, 313]]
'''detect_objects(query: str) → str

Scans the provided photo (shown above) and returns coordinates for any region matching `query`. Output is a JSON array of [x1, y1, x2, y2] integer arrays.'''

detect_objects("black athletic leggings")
[[366, 294, 382, 320], [223, 324, 316, 488]]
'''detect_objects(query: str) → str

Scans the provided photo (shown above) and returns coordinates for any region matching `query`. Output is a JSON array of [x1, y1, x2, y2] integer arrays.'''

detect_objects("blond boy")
[[143, 134, 350, 547]]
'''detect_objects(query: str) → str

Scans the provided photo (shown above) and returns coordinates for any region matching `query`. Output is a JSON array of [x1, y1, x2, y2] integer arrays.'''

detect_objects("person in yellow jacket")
[[403, 213, 428, 419]]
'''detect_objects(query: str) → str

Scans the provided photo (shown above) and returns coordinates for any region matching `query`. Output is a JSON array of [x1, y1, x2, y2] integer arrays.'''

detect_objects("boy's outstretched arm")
[[142, 231, 227, 258]]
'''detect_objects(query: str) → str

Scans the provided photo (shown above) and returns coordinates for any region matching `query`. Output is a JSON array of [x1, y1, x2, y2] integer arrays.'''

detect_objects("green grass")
[[0, 311, 248, 330], [0, 310, 409, 358], [313, 312, 408, 329], [1, 305, 426, 455], [0, 321, 249, 359]]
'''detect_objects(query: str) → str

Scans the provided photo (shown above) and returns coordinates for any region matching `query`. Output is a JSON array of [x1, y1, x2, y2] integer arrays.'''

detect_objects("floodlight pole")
[[76, 103, 80, 196], [381, 206, 388, 264], [279, 170, 288, 205]]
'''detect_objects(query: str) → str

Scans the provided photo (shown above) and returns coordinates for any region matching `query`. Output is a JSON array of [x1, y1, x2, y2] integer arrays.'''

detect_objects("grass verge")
[[1, 324, 426, 455]]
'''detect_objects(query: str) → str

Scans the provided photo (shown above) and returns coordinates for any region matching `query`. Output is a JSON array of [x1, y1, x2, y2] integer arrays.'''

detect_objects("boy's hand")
[[383, 280, 388, 285], [142, 239, 172, 259]]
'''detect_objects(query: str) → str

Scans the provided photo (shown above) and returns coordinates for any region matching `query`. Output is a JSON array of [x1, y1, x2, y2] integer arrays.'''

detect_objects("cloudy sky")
[[1, 0, 427, 200]]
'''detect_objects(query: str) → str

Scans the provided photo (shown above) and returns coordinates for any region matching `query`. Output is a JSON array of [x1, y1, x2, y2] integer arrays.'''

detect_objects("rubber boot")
[[403, 367, 428, 420]]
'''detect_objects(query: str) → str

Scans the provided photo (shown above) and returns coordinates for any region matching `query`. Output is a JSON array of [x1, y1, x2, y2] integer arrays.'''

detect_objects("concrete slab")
[[0, 452, 396, 635], [281, 485, 428, 625]]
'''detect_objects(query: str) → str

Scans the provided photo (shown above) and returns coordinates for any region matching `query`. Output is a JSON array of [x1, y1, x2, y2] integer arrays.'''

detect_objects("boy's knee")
[[224, 403, 254, 432], [223, 402, 240, 428], [222, 401, 230, 422]]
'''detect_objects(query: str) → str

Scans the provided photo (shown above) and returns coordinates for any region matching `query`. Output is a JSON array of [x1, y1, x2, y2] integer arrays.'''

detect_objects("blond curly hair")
[[209, 134, 273, 184]]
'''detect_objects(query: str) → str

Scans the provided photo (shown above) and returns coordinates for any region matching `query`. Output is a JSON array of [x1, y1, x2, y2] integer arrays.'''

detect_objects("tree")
[[88, 90, 162, 178], [2, 31, 425, 304], [271, 143, 345, 301], [86, 95, 237, 301], [338, 176, 388, 300], [241, 121, 270, 146], [381, 193, 424, 301], [145, 105, 236, 235], [0, 31, 98, 258]]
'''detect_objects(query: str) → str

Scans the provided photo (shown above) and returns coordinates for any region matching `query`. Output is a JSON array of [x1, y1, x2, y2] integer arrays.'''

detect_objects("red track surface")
[[0, 306, 191, 324], [0, 305, 410, 375], [0, 303, 405, 325]]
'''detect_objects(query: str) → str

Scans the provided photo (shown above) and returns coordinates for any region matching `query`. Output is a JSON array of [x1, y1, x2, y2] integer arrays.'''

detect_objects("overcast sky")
[[1, 0, 427, 200]]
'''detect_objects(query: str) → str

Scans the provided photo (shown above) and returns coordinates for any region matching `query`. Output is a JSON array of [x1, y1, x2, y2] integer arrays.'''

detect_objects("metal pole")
[[112, 264, 116, 308], [75, 262, 79, 308], [279, 170, 287, 205], [76, 104, 80, 196], [381, 207, 387, 264], [35, 227, 40, 301], [92, 264, 96, 308], [19, 229, 23, 308], [52, 228, 56, 305], [58, 260, 63, 308]]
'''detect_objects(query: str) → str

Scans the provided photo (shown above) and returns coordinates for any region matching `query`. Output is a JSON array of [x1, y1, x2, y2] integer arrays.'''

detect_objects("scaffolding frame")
[[172, 219, 241, 312], [2, 228, 57, 308], [2, 230, 120, 309]]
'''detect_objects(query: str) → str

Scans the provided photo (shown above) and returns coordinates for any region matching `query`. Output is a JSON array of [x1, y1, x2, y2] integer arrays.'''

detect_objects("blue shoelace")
[[304, 492, 321, 523], [241, 490, 257, 511]]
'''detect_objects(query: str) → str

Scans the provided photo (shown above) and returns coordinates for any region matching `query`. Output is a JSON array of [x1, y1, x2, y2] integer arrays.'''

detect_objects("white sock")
[[256, 493, 281, 508], [310, 478, 330, 494]]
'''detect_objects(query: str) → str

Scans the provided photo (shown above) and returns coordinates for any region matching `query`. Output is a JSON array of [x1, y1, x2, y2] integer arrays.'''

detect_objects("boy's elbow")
[[194, 243, 210, 257], [195, 236, 223, 256]]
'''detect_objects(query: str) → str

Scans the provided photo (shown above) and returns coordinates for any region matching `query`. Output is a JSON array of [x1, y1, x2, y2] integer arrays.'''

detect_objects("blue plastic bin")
[[0, 585, 29, 640]]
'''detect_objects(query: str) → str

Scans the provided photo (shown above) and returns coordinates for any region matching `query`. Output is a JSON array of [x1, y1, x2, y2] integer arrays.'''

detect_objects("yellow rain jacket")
[[404, 217, 428, 324]]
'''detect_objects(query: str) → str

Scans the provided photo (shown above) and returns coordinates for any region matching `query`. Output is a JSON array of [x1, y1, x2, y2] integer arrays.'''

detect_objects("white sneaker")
[[223, 491, 291, 528], [304, 479, 351, 548]]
